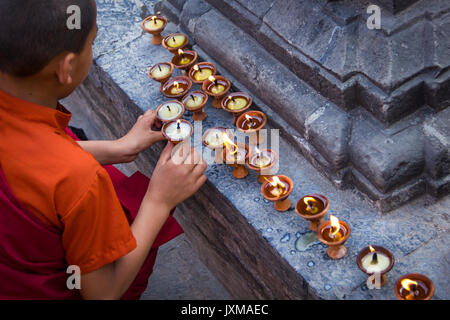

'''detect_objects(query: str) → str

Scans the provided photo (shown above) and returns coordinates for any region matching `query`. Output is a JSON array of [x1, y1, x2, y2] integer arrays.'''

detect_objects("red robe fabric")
[[0, 128, 183, 299]]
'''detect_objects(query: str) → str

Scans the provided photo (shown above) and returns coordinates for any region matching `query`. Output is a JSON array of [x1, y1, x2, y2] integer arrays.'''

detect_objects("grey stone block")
[[428, 175, 450, 198], [199, 0, 450, 126], [305, 104, 351, 170], [424, 108, 450, 180], [350, 113, 425, 193], [165, 0, 187, 11], [179, 0, 211, 34], [205, 0, 264, 37], [154, 0, 181, 25], [374, 0, 421, 14]]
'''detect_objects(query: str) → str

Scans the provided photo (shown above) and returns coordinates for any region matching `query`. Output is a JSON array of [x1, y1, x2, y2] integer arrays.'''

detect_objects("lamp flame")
[[208, 75, 216, 83], [265, 176, 286, 190], [254, 146, 261, 155], [303, 196, 316, 206], [303, 196, 319, 214], [369, 245, 375, 253], [178, 49, 184, 55], [193, 64, 199, 71], [222, 132, 237, 156], [401, 279, 418, 292], [174, 81, 180, 90], [330, 215, 340, 238]]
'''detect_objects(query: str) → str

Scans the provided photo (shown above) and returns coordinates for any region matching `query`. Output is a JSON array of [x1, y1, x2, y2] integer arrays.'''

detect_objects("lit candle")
[[208, 76, 225, 94], [252, 147, 272, 168], [261, 175, 293, 212], [317, 214, 350, 259], [303, 196, 320, 215], [222, 134, 246, 163], [177, 49, 191, 65], [167, 35, 186, 48], [236, 111, 267, 143], [144, 16, 164, 30], [170, 81, 183, 94], [192, 64, 213, 81], [295, 194, 329, 232], [203, 128, 230, 149], [265, 176, 287, 198], [151, 64, 171, 80], [403, 279, 420, 300], [226, 95, 248, 111], [395, 274, 434, 300], [329, 215, 342, 241], [361, 245, 391, 274], [165, 120, 191, 141], [244, 114, 257, 129], [185, 94, 204, 109], [157, 102, 183, 121], [222, 133, 238, 158]]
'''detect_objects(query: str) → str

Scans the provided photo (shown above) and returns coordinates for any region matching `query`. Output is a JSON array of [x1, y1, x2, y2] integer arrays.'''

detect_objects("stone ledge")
[[69, 60, 450, 299], [192, 45, 442, 214], [169, 1, 449, 211]]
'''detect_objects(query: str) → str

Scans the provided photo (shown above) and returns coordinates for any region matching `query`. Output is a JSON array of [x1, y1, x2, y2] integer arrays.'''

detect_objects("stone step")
[[158, 0, 449, 212]]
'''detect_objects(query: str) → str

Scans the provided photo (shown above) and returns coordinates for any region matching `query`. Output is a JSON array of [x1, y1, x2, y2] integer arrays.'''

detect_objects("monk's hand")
[[116, 109, 165, 162], [145, 142, 207, 210]]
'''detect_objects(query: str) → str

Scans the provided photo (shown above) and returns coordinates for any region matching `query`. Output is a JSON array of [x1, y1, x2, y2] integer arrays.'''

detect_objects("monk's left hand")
[[116, 109, 165, 161]]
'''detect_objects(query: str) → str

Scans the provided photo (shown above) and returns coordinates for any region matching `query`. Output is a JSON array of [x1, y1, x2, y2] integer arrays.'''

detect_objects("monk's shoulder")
[[47, 135, 108, 215]]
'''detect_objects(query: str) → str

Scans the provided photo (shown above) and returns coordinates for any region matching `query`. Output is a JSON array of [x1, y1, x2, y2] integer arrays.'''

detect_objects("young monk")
[[0, 0, 207, 299]]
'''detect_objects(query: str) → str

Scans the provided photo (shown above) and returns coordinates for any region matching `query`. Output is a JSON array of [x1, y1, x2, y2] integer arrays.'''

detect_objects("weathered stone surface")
[[154, 0, 182, 24], [166, 0, 187, 11], [176, 0, 448, 210], [424, 107, 450, 180], [192, 8, 351, 171], [176, 2, 450, 210], [204, 0, 450, 125], [305, 104, 351, 170], [374, 0, 421, 14], [350, 112, 425, 193], [179, 0, 211, 34]]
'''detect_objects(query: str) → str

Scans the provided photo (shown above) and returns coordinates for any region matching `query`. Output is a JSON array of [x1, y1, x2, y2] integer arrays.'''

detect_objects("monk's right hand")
[[145, 142, 207, 210]]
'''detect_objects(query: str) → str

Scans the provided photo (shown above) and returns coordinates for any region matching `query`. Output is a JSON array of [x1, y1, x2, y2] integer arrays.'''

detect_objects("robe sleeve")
[[60, 167, 137, 274]]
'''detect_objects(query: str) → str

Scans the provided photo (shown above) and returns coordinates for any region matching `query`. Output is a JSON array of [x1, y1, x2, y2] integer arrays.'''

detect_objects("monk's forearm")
[[80, 197, 171, 300], [77, 140, 138, 165]]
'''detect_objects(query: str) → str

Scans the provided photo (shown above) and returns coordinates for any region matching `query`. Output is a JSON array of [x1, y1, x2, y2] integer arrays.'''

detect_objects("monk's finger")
[[170, 142, 191, 165], [158, 142, 174, 165]]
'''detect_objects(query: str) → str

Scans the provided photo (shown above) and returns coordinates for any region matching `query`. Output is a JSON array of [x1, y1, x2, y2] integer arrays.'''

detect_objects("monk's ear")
[[56, 53, 76, 85]]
